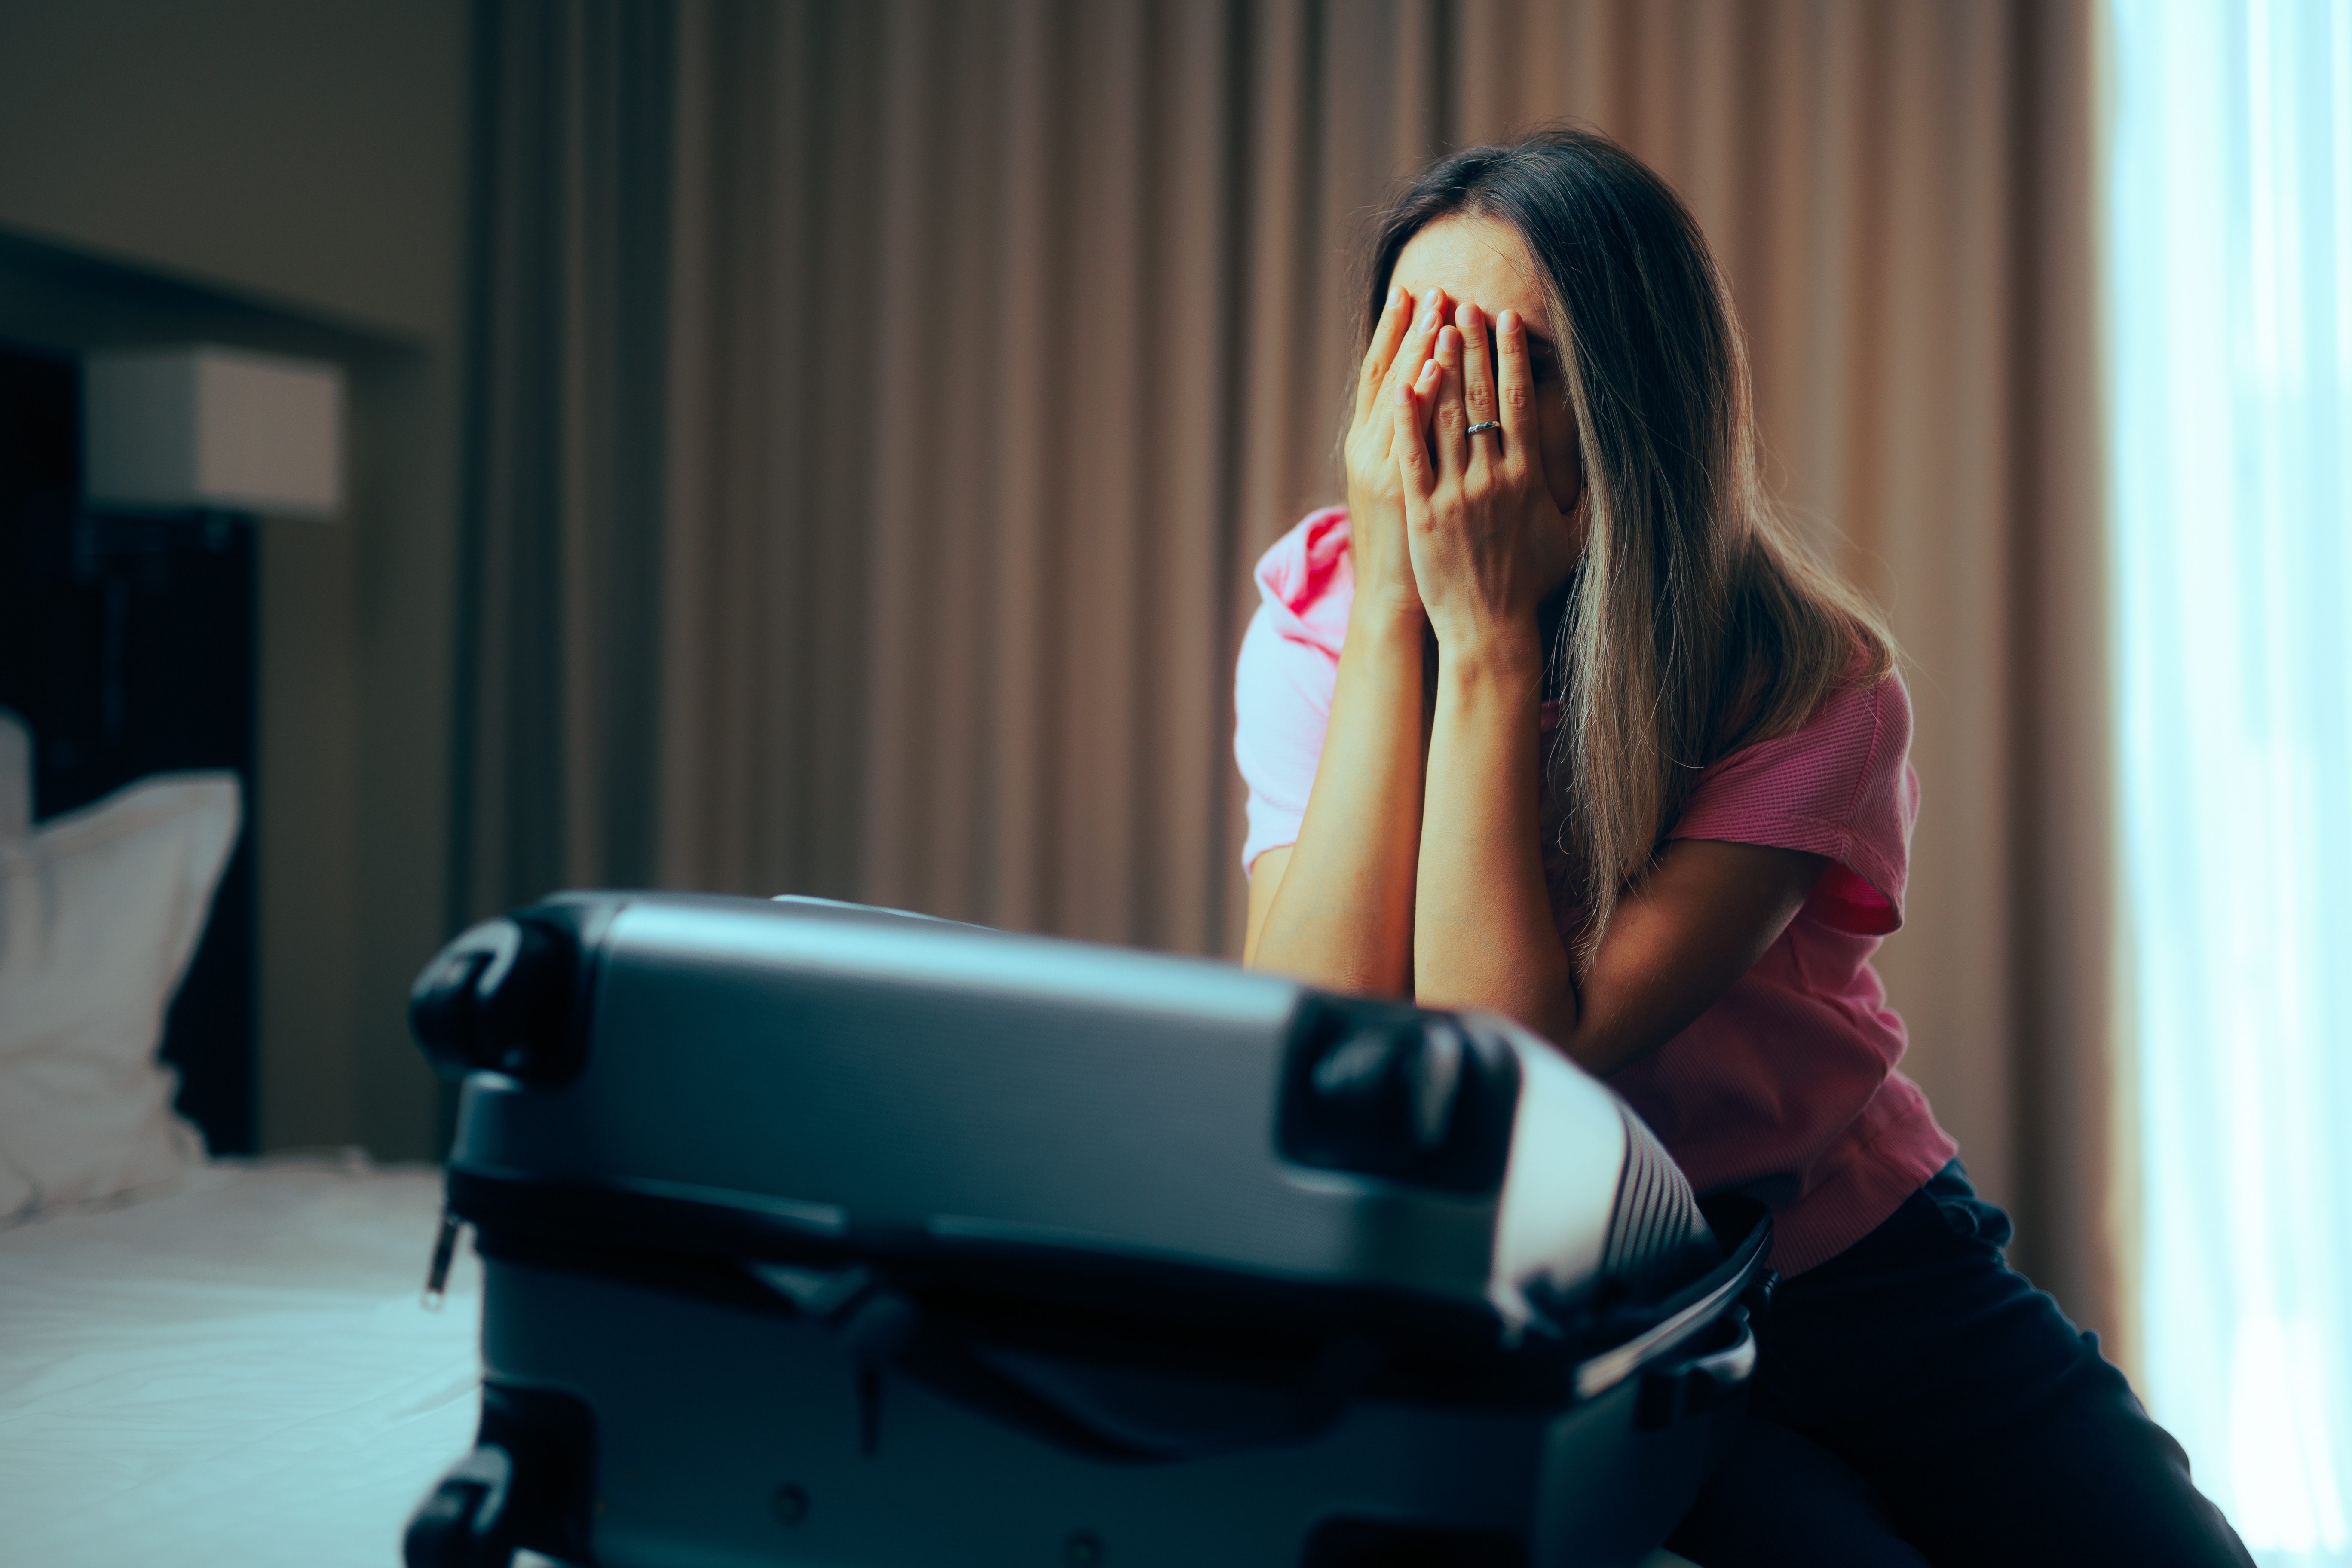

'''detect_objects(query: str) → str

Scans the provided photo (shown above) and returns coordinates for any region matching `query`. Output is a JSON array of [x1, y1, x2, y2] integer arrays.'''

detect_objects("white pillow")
[[0, 773, 240, 1222]]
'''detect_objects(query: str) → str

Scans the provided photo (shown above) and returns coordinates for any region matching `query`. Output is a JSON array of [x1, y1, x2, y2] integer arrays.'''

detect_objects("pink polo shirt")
[[1235, 508, 1958, 1275]]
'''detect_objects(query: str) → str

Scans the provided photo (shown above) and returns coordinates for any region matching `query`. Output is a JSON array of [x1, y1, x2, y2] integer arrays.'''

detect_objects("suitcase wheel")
[[405, 1445, 517, 1568]]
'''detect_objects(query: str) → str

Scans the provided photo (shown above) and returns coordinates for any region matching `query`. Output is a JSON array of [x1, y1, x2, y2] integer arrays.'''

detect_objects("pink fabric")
[[1234, 510, 1958, 1275], [1235, 508, 1357, 872]]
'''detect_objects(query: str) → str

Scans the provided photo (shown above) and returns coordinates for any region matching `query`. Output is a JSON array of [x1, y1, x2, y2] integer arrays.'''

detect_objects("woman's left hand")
[[1392, 303, 1583, 654]]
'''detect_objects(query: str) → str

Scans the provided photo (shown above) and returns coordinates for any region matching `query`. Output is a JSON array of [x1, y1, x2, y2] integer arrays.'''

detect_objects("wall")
[[0, 0, 472, 1158]]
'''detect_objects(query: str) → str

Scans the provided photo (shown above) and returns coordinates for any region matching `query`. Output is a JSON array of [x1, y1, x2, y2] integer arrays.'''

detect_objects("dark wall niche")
[[0, 224, 413, 1157], [0, 340, 260, 1151]]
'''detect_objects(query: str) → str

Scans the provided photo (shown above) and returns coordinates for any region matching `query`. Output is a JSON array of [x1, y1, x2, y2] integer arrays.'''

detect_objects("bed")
[[0, 1155, 503, 1567], [0, 726, 502, 1564]]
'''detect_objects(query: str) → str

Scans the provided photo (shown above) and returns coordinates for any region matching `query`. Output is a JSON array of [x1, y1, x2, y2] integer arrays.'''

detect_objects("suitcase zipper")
[[423, 1210, 468, 1311]]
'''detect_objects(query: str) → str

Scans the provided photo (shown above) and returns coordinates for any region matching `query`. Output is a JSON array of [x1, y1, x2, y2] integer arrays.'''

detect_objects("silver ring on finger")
[[1465, 421, 1503, 438]]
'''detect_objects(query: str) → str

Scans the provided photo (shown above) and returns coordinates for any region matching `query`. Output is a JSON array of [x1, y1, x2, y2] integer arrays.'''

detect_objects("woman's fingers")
[[1393, 367, 1436, 501], [1354, 285, 1412, 426], [1457, 301, 1499, 476], [1385, 288, 1446, 423], [1430, 324, 1468, 480], [1493, 308, 1535, 453], [1494, 307, 1552, 504]]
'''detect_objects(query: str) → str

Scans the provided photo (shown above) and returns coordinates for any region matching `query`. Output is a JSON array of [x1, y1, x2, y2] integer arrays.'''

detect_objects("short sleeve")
[[1668, 671, 1919, 935], [1233, 509, 1355, 874], [1234, 600, 1338, 872]]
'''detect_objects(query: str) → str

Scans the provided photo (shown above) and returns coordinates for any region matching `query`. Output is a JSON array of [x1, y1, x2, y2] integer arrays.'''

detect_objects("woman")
[[1233, 127, 2248, 1567]]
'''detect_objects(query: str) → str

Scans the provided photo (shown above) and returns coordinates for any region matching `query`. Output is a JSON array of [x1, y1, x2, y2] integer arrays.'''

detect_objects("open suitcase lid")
[[413, 892, 1764, 1416]]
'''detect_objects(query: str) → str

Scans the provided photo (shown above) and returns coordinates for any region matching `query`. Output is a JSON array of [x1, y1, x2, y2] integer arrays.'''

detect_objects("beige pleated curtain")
[[456, 0, 2122, 1364]]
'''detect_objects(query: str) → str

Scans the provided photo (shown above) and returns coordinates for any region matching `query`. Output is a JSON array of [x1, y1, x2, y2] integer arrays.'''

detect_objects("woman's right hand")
[[1344, 283, 1447, 626]]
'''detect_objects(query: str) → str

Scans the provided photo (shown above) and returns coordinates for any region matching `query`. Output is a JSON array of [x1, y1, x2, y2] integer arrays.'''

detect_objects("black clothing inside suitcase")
[[404, 894, 1772, 1568]]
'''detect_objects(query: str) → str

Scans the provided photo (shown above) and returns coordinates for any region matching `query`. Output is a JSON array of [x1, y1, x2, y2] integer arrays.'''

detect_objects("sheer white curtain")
[[2109, 2, 2352, 1562]]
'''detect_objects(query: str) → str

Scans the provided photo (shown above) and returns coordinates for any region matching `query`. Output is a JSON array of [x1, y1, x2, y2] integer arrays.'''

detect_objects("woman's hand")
[[1248, 285, 1452, 993], [1344, 284, 1451, 628], [1394, 304, 1581, 654], [1400, 300, 1581, 1039]]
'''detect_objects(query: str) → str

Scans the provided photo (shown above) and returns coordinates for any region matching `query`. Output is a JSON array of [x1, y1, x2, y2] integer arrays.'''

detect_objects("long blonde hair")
[[1361, 127, 1894, 962]]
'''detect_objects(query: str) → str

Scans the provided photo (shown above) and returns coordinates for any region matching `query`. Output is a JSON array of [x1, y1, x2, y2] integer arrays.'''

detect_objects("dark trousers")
[[1665, 1162, 2253, 1568]]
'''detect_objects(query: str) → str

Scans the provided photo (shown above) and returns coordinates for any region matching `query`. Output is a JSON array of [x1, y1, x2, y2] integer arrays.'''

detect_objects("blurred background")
[[0, 3, 2342, 1559]]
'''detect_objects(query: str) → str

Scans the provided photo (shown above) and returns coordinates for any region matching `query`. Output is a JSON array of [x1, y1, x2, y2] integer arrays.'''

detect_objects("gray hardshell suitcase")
[[403, 893, 1772, 1568]]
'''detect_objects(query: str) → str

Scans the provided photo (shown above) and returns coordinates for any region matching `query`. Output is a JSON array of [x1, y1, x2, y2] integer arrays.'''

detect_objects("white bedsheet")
[[0, 1157, 483, 1568]]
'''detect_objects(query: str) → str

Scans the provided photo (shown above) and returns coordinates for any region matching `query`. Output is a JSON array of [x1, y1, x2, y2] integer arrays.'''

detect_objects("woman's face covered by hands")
[[1389, 215, 1583, 522], [1378, 213, 1588, 652]]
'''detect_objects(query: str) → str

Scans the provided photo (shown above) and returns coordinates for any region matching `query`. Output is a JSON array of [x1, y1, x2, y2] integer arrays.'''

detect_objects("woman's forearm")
[[1412, 626, 1578, 1043], [1246, 603, 1428, 995]]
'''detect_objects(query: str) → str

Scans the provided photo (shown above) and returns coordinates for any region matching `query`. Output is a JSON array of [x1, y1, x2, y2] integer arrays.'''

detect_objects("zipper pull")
[[422, 1211, 466, 1311]]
